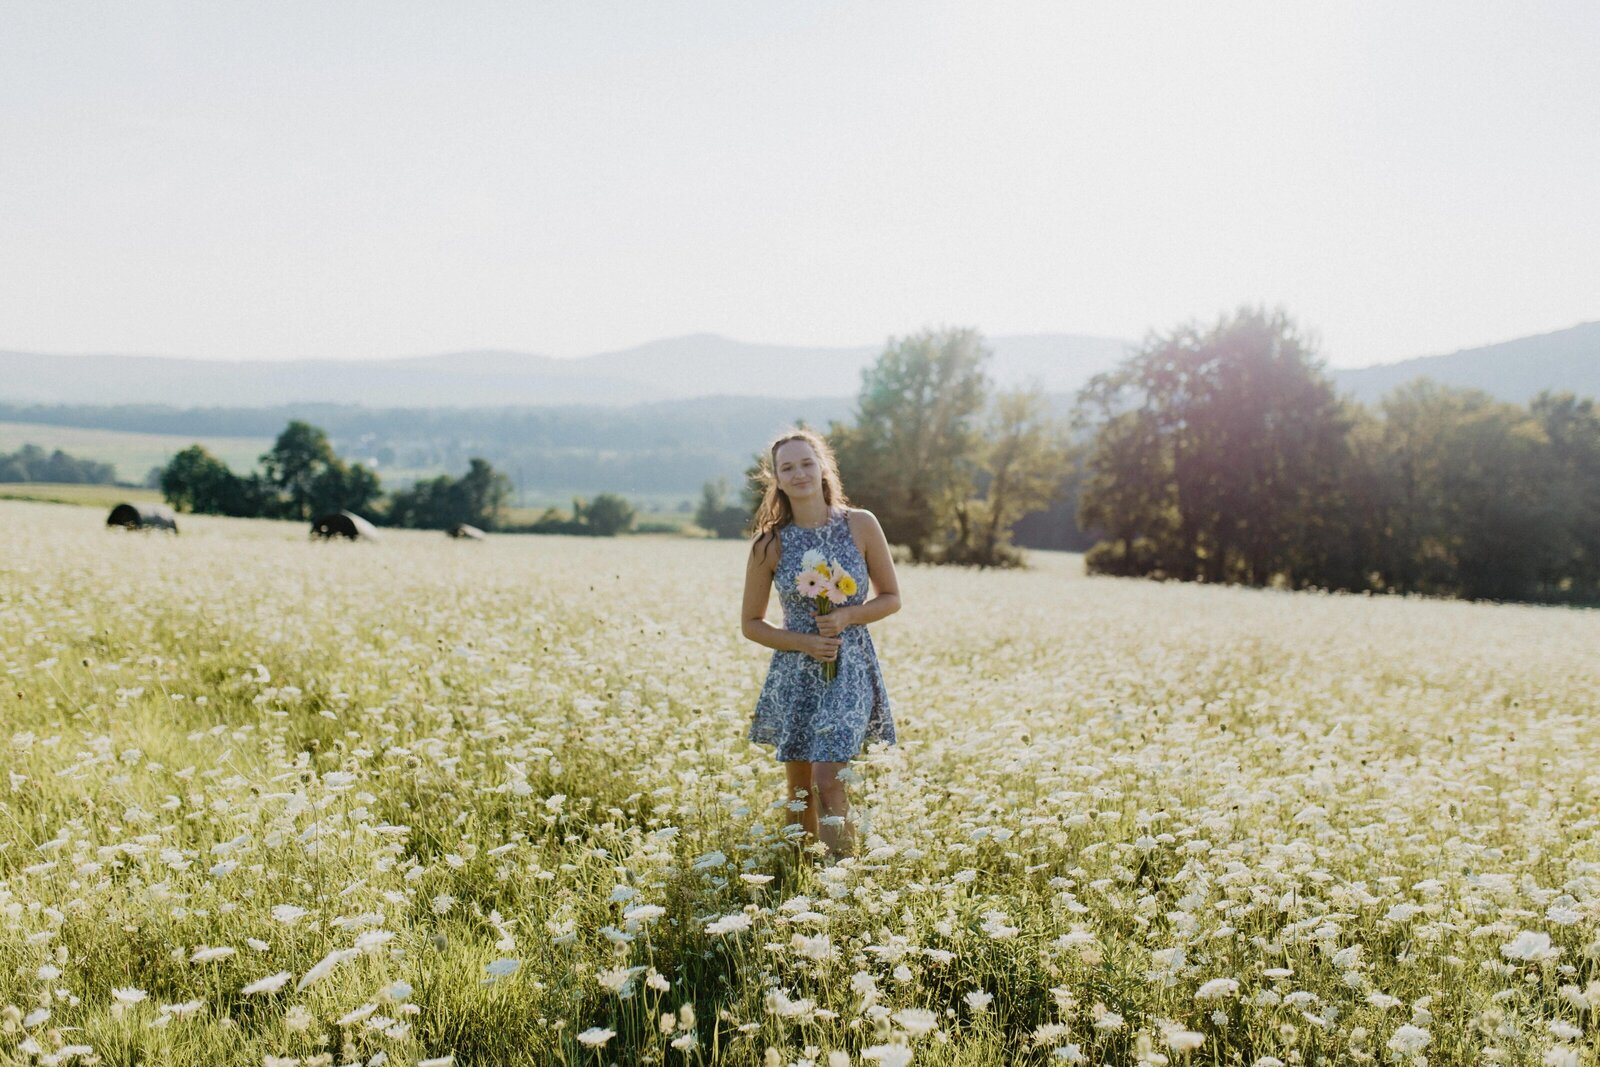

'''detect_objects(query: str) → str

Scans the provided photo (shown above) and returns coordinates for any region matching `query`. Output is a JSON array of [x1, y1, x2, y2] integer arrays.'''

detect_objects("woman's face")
[[774, 439, 823, 501]]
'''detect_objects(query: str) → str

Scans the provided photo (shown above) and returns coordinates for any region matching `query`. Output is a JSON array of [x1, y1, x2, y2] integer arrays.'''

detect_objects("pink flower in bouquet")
[[796, 570, 826, 597], [822, 577, 848, 605]]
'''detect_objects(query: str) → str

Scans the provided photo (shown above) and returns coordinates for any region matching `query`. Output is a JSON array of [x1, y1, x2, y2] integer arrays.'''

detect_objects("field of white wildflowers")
[[3, 499, 1599, 1067]]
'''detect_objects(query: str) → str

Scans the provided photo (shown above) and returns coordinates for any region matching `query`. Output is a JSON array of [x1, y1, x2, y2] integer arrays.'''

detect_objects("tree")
[[696, 479, 750, 539], [1294, 401, 1387, 593], [1531, 392, 1600, 601], [385, 475, 448, 529], [1076, 375, 1179, 577], [309, 461, 382, 520], [582, 493, 636, 536], [161, 445, 244, 514], [0, 444, 115, 485], [261, 420, 340, 520], [1373, 382, 1565, 601], [832, 327, 991, 561], [259, 420, 384, 520], [387, 458, 511, 530], [1076, 307, 1350, 586], [945, 388, 1069, 566], [457, 458, 513, 530]]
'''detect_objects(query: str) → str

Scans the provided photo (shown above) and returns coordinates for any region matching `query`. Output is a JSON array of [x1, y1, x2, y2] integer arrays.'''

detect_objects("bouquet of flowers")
[[796, 549, 857, 682]]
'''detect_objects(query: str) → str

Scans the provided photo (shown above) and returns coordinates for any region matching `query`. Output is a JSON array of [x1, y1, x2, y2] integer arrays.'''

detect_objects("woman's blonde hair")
[[751, 428, 850, 541]]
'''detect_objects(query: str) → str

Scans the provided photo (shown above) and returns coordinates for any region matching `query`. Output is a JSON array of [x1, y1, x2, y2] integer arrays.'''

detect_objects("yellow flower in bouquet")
[[797, 550, 858, 682]]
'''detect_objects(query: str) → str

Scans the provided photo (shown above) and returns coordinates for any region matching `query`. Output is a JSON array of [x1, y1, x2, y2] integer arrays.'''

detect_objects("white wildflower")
[[862, 1045, 914, 1067], [705, 912, 752, 936], [242, 972, 293, 995], [1195, 978, 1238, 1001], [1503, 931, 1556, 962], [893, 1008, 938, 1036], [297, 948, 358, 990], [576, 1027, 615, 1048], [766, 989, 814, 1018], [623, 904, 665, 930], [1386, 1025, 1431, 1056], [190, 945, 236, 963]]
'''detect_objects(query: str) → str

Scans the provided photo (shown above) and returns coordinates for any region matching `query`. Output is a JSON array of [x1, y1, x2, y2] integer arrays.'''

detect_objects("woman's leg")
[[812, 761, 854, 857], [783, 760, 819, 847]]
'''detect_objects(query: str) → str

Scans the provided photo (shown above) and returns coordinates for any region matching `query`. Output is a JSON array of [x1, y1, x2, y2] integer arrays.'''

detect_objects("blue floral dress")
[[749, 509, 896, 762]]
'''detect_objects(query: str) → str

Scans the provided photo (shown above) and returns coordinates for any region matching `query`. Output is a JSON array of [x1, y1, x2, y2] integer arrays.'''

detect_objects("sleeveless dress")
[[749, 509, 896, 762]]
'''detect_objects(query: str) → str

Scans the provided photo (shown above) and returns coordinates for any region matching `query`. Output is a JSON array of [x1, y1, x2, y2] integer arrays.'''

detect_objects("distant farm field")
[[0, 482, 164, 510], [0, 421, 272, 483], [2, 499, 1598, 1066]]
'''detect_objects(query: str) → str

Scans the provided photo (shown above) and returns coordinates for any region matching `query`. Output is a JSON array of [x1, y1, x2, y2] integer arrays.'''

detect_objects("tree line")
[[1, 397, 852, 500], [1077, 307, 1600, 603], [159, 420, 645, 536], [696, 316, 1599, 603], [0, 443, 116, 485], [698, 327, 1073, 567]]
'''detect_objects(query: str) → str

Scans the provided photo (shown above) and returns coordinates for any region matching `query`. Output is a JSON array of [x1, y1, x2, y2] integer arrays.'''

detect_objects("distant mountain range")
[[0, 322, 1594, 410], [1327, 321, 1600, 405], [0, 333, 1133, 408]]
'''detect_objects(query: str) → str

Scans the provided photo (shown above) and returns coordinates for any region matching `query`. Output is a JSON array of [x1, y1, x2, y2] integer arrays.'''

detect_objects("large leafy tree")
[[261, 420, 379, 520], [831, 327, 991, 561], [261, 421, 338, 520], [1077, 307, 1349, 586], [159, 445, 267, 516]]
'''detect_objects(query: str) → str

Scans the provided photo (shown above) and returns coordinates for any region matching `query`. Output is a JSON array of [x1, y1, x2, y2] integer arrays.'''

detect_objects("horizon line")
[[3, 318, 1595, 372]]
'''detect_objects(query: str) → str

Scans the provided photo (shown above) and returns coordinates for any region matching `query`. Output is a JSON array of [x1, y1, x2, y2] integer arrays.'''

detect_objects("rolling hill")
[[1327, 321, 1600, 404], [4, 324, 1594, 412], [0, 333, 1134, 409], [1, 322, 1593, 500]]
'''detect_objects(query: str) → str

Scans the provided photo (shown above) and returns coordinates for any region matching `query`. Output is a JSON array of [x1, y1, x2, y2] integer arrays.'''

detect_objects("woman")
[[742, 428, 900, 858]]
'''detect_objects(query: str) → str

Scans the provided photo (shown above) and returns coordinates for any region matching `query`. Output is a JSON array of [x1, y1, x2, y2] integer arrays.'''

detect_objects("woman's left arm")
[[818, 510, 901, 635]]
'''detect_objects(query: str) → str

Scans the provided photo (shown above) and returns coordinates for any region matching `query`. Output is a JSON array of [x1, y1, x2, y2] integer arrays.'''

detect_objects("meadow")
[[2, 499, 1598, 1067], [0, 484, 163, 511], [0, 423, 272, 486]]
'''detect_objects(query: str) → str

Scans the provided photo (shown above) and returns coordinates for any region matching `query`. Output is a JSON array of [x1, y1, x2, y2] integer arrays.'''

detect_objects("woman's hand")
[[799, 633, 841, 662], [815, 606, 854, 638]]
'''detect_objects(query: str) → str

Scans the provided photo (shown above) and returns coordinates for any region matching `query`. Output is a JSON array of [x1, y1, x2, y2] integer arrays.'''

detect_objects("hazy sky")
[[2, 2, 1595, 368]]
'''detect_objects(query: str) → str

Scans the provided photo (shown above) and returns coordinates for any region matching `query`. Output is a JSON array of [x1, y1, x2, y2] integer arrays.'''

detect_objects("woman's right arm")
[[741, 534, 839, 662]]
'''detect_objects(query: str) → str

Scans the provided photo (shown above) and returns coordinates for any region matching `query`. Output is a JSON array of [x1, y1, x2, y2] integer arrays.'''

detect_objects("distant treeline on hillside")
[[0, 443, 116, 484], [0, 397, 858, 497], [159, 420, 641, 536]]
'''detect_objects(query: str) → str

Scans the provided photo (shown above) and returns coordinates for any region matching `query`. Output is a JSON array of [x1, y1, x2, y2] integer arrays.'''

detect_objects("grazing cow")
[[107, 502, 179, 533]]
